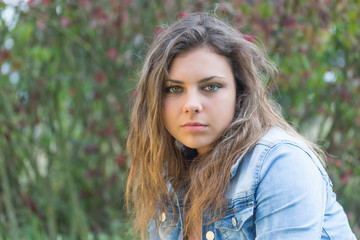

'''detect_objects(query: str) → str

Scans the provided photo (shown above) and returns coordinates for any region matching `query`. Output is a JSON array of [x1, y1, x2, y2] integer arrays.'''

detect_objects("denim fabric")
[[149, 127, 356, 239]]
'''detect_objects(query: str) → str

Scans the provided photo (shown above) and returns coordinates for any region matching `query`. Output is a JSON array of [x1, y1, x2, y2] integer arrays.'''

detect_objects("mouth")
[[181, 122, 207, 132]]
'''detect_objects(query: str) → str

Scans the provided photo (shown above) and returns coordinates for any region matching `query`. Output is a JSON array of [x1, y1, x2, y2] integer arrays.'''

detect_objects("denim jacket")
[[149, 127, 356, 239]]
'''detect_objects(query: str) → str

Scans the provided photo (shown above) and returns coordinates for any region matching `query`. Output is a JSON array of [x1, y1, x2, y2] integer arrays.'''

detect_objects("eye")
[[165, 86, 183, 94], [203, 84, 220, 92]]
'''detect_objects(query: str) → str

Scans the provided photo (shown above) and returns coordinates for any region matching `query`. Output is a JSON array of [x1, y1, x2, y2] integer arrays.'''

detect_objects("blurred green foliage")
[[0, 0, 359, 239]]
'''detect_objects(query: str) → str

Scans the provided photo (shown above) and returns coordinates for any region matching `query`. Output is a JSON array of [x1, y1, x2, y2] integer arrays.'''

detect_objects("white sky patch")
[[2, 0, 29, 30], [1, 6, 17, 30], [1, 62, 11, 75], [9, 71, 20, 84], [56, 5, 62, 15], [324, 71, 336, 83], [4, 38, 14, 49]]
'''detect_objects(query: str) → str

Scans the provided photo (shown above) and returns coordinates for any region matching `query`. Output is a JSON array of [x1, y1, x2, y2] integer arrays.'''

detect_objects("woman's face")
[[162, 46, 236, 155]]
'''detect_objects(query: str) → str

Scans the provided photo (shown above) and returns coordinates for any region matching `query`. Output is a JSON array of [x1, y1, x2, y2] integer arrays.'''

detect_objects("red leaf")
[[36, 20, 46, 30], [60, 16, 72, 27], [94, 71, 107, 84], [341, 170, 352, 185], [106, 48, 117, 60], [42, 0, 50, 5], [243, 34, 255, 43], [282, 16, 296, 29], [341, 90, 350, 102], [121, 11, 129, 25], [93, 91, 101, 100], [79, 0, 90, 7], [115, 155, 126, 166], [178, 11, 188, 19], [20, 194, 38, 213], [155, 26, 164, 35], [356, 117, 360, 126], [335, 159, 342, 167], [28, 0, 36, 6], [0, 50, 10, 62], [93, 7, 108, 22]]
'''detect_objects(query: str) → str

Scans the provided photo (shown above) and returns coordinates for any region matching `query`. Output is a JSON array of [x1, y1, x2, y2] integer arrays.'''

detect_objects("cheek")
[[218, 91, 236, 114], [224, 102, 236, 124], [219, 93, 236, 126], [162, 99, 176, 129]]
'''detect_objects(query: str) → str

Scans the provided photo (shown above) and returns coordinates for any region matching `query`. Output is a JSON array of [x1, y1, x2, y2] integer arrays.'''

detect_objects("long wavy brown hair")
[[126, 12, 324, 239]]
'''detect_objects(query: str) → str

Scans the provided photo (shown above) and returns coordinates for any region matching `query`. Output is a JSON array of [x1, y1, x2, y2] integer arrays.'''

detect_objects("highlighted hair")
[[126, 12, 324, 239]]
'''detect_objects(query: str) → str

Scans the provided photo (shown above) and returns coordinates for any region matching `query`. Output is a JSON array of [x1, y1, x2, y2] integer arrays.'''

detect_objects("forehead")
[[168, 46, 233, 80]]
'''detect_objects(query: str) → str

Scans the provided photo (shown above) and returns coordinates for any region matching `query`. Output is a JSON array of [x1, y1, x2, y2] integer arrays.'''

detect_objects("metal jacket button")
[[160, 212, 166, 222], [206, 230, 215, 240], [232, 217, 237, 227]]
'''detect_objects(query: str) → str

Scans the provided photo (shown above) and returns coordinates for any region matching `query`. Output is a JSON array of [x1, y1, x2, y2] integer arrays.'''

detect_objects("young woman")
[[126, 13, 356, 240]]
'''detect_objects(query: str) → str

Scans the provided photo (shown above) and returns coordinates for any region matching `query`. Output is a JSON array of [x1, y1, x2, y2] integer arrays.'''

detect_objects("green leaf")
[[14, 23, 35, 44], [29, 46, 52, 62], [299, 55, 310, 70], [258, 2, 273, 19]]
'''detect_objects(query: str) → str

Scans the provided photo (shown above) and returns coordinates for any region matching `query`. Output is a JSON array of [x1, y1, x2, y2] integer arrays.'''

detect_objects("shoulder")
[[228, 127, 328, 198], [254, 127, 327, 181], [232, 126, 326, 176]]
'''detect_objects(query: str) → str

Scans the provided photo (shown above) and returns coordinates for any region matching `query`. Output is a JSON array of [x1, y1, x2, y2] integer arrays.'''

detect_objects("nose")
[[183, 90, 203, 114]]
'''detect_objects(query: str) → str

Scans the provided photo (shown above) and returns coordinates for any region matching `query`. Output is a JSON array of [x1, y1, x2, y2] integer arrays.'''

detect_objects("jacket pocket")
[[158, 210, 179, 240], [214, 198, 255, 239]]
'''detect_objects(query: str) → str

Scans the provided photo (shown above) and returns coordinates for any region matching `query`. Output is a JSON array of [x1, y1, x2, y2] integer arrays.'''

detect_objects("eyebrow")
[[166, 76, 223, 84]]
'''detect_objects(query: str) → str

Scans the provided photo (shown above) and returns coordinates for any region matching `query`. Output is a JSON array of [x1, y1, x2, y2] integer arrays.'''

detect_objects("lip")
[[181, 122, 207, 132]]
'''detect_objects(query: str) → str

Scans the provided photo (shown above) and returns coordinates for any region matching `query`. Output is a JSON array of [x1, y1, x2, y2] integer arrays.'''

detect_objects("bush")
[[0, 0, 359, 238]]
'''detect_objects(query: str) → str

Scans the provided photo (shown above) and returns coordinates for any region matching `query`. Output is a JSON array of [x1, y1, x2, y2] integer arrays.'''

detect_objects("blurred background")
[[0, 0, 359, 239]]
